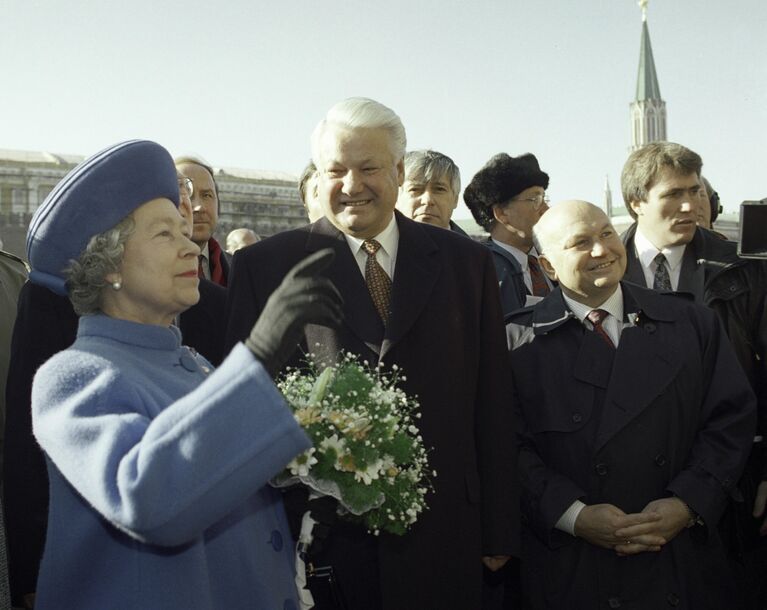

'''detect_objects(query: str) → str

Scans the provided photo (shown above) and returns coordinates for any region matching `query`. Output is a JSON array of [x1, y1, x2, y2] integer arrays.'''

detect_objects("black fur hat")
[[464, 153, 549, 230]]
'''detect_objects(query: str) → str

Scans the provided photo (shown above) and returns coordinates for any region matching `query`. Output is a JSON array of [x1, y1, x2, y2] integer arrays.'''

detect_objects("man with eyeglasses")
[[175, 157, 229, 287], [464, 153, 552, 317]]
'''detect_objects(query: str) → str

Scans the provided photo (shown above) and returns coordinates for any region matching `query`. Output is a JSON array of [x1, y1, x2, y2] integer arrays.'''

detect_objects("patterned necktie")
[[586, 309, 615, 348], [653, 252, 672, 291], [363, 239, 391, 324], [528, 255, 550, 297], [197, 255, 206, 279]]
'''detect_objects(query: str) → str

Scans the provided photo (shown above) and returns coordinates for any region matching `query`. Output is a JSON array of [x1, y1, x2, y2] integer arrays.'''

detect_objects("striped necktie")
[[586, 309, 615, 348], [528, 255, 550, 297]]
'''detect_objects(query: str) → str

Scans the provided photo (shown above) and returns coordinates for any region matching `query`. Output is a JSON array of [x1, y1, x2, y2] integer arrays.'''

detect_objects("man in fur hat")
[[464, 153, 552, 316]]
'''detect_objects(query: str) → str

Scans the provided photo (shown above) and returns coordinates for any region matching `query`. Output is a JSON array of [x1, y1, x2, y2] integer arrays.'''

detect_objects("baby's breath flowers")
[[273, 353, 433, 536]]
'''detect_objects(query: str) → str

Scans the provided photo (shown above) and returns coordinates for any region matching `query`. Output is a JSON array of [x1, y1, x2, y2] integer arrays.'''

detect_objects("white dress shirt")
[[343, 214, 399, 280], [633, 228, 686, 290]]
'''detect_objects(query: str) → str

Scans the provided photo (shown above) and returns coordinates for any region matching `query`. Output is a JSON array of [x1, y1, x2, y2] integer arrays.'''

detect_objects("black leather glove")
[[246, 248, 343, 376], [307, 495, 339, 556]]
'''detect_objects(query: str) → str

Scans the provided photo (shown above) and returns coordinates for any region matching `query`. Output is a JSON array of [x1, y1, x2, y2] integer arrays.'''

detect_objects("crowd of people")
[[0, 97, 764, 610]]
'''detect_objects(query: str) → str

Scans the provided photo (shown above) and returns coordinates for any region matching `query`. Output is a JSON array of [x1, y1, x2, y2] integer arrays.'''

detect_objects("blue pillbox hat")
[[26, 140, 180, 296]]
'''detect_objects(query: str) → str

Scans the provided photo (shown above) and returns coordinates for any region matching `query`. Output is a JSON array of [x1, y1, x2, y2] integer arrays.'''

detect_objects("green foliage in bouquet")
[[273, 353, 434, 536]]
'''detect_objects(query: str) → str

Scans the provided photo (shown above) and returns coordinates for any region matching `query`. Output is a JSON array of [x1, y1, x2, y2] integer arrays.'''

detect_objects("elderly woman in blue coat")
[[26, 140, 342, 610]]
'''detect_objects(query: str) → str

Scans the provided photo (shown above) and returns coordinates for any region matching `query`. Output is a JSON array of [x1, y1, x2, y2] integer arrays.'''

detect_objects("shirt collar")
[[634, 227, 686, 272], [343, 213, 399, 257], [491, 239, 532, 269], [562, 285, 624, 324], [199, 241, 210, 261]]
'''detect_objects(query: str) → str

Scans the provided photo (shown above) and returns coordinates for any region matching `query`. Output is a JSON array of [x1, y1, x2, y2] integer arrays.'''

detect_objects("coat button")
[[667, 592, 680, 606], [572, 412, 583, 423], [179, 353, 198, 372], [595, 463, 608, 476], [654, 453, 667, 466], [608, 597, 621, 608], [284, 600, 297, 610], [644, 323, 656, 333], [269, 530, 284, 551]]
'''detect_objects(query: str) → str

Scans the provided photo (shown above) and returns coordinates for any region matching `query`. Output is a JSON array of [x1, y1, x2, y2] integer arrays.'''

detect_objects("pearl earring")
[[111, 280, 122, 291]]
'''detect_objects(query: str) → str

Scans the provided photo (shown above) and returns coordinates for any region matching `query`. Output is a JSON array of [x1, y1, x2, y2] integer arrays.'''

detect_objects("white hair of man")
[[311, 97, 407, 166]]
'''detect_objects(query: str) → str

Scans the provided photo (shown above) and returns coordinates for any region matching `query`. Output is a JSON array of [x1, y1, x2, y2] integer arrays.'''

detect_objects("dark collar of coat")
[[530, 281, 681, 336], [484, 238, 524, 273]]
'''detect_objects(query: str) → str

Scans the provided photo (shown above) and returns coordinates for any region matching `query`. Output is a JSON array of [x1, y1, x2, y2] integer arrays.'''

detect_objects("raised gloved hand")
[[246, 248, 343, 376]]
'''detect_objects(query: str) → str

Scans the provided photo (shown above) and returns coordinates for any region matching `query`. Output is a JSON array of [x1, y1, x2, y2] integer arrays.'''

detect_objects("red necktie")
[[528, 255, 550, 297], [586, 309, 615, 348]]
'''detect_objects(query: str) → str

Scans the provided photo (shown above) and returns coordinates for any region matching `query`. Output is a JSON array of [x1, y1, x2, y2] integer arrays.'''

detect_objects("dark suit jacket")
[[224, 212, 518, 610], [506, 283, 756, 609], [2, 279, 226, 605], [484, 239, 528, 318]]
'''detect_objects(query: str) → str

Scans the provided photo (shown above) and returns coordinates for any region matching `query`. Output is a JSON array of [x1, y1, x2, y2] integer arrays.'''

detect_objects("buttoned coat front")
[[31, 316, 309, 610], [506, 283, 756, 610], [224, 212, 518, 610]]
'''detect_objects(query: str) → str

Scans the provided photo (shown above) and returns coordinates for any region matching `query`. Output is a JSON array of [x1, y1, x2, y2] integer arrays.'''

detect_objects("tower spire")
[[604, 175, 614, 218], [629, 0, 667, 150]]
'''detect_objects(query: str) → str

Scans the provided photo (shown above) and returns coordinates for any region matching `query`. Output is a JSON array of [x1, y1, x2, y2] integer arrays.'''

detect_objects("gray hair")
[[65, 215, 135, 315], [404, 150, 461, 201], [310, 97, 407, 167], [621, 142, 702, 219]]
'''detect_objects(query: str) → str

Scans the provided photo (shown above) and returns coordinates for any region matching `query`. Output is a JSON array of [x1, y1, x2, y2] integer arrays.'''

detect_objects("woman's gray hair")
[[310, 97, 407, 167], [65, 215, 135, 315]]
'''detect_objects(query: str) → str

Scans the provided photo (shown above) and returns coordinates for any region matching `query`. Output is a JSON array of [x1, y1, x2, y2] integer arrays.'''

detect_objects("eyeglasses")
[[178, 177, 194, 197], [508, 193, 549, 210]]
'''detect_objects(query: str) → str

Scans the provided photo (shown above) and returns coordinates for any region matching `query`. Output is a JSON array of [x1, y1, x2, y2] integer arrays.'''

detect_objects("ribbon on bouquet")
[[295, 509, 317, 610]]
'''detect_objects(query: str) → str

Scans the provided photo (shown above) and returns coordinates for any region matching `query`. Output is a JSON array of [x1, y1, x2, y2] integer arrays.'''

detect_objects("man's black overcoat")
[[224, 212, 518, 610], [506, 283, 756, 610]]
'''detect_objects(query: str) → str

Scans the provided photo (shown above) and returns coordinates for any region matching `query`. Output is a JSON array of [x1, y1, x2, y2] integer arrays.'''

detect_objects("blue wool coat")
[[31, 315, 310, 610]]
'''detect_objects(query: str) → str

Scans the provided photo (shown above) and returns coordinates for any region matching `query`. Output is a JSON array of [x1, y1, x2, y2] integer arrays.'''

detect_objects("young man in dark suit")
[[620, 142, 767, 608]]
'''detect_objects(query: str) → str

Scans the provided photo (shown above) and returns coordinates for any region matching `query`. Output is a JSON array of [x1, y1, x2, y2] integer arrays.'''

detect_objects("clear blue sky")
[[2, 0, 765, 220]]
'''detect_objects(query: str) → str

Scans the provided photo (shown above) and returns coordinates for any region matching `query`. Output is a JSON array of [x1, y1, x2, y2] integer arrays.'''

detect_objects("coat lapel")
[[594, 285, 683, 452], [622, 230, 648, 287], [380, 213, 439, 360], [677, 236, 705, 302], [486, 239, 523, 274], [305, 218, 385, 356]]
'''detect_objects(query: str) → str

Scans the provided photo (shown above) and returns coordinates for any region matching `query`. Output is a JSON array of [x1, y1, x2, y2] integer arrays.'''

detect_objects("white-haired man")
[[224, 97, 518, 610], [507, 200, 755, 609]]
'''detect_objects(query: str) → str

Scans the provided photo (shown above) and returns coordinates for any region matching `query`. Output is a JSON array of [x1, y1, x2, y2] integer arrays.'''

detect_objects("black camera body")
[[738, 199, 767, 259]]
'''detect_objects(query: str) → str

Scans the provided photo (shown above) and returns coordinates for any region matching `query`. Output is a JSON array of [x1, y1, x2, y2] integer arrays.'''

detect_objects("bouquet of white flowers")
[[273, 352, 433, 536]]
